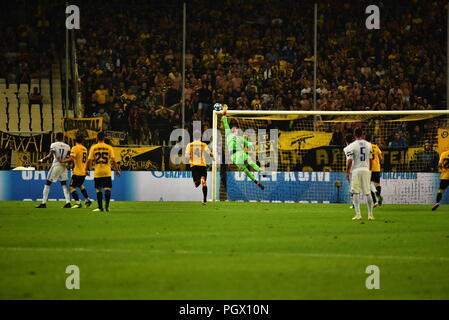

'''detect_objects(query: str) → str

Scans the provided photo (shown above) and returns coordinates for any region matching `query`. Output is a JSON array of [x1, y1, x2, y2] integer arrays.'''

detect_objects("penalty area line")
[[0, 246, 448, 262]]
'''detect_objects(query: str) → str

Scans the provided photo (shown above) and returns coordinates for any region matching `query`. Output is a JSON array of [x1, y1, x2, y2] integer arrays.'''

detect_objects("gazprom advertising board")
[[0, 171, 447, 204]]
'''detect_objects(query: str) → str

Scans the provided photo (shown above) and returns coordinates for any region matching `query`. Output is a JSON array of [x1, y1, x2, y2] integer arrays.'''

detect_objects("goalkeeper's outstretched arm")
[[221, 105, 264, 190]]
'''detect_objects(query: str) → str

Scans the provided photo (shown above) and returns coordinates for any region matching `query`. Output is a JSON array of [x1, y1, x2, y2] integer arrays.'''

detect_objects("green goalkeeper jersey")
[[222, 115, 252, 153]]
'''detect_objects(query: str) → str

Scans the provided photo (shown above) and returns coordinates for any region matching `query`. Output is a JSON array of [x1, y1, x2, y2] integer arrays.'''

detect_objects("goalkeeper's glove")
[[222, 104, 228, 115]]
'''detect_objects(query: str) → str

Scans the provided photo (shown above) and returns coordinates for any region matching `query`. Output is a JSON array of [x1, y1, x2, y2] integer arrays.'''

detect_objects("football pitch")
[[0, 201, 448, 300]]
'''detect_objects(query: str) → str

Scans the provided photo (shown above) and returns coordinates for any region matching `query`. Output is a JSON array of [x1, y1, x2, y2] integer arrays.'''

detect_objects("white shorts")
[[47, 164, 68, 183], [351, 169, 371, 195]]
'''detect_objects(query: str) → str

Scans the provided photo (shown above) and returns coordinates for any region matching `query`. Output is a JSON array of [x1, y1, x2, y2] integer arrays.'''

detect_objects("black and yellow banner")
[[63, 117, 103, 132], [286, 146, 426, 172], [0, 150, 11, 169], [438, 129, 449, 153], [0, 131, 52, 152], [113, 146, 162, 170], [15, 151, 50, 169], [278, 130, 333, 151], [105, 131, 127, 146], [63, 117, 103, 148]]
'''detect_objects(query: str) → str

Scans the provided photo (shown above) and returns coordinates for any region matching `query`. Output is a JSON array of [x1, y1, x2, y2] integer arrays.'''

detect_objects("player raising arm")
[[222, 104, 264, 190], [432, 149, 449, 211], [185, 131, 214, 205], [58, 134, 92, 208], [86, 131, 120, 212], [35, 132, 72, 208], [344, 128, 374, 220]]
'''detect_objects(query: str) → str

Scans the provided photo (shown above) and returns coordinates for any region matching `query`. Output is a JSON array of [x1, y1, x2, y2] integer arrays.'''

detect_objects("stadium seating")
[[19, 104, 30, 132], [30, 104, 42, 132], [0, 70, 65, 133]]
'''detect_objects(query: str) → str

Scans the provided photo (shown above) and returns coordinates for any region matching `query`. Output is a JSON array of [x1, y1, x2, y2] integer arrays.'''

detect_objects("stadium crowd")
[[0, 1, 58, 85], [75, 0, 446, 146], [1, 0, 446, 150]]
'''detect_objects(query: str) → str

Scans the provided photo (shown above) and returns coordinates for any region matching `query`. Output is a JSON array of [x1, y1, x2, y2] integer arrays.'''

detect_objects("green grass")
[[0, 201, 449, 299]]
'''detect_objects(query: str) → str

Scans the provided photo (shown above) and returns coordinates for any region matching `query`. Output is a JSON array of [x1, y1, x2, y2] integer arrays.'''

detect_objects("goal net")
[[211, 110, 449, 204]]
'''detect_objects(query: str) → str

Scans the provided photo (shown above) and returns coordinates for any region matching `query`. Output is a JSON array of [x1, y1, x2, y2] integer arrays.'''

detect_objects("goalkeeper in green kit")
[[222, 104, 265, 190]]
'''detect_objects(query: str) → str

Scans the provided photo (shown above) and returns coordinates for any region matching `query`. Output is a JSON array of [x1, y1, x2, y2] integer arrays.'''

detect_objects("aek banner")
[[104, 131, 127, 146], [279, 130, 332, 150], [0, 131, 52, 152], [113, 147, 162, 170], [63, 117, 103, 148], [278, 130, 333, 151]]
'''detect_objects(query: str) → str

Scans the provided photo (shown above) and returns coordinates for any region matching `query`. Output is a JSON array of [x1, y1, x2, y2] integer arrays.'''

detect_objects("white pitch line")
[[0, 246, 448, 262]]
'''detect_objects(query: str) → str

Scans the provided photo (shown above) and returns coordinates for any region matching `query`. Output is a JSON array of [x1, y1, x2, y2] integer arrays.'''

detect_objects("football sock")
[[366, 193, 374, 215], [96, 190, 103, 209], [105, 188, 111, 207], [352, 193, 361, 215], [71, 191, 80, 203], [42, 185, 50, 204], [62, 185, 71, 203], [80, 186, 90, 200], [436, 192, 443, 203], [371, 191, 377, 203], [376, 186, 381, 197], [202, 186, 207, 202]]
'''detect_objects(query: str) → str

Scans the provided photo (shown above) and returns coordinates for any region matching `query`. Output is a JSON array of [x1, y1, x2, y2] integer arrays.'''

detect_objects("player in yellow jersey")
[[86, 131, 120, 212], [432, 149, 449, 211], [185, 131, 213, 205], [59, 135, 92, 208], [369, 138, 383, 207]]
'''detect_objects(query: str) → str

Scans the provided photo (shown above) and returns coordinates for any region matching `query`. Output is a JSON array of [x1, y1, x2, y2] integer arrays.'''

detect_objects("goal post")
[[211, 109, 449, 204]]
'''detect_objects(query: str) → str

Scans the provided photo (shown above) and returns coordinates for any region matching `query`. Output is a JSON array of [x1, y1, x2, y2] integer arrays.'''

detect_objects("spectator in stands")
[[110, 103, 128, 132], [409, 125, 425, 147], [411, 140, 439, 172], [195, 80, 212, 119], [121, 88, 137, 110], [93, 84, 109, 112], [29, 87, 43, 106], [93, 107, 111, 131], [389, 132, 408, 148]]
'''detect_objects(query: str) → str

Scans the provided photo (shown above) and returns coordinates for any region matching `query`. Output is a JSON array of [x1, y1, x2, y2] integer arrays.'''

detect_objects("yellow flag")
[[279, 131, 333, 151]]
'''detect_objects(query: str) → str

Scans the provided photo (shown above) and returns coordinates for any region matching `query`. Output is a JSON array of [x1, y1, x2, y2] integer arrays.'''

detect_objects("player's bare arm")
[[58, 157, 73, 163], [346, 159, 353, 181], [111, 158, 121, 177], [38, 150, 55, 163]]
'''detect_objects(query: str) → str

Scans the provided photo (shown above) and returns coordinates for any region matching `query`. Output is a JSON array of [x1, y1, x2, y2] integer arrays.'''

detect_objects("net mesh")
[[214, 112, 449, 203]]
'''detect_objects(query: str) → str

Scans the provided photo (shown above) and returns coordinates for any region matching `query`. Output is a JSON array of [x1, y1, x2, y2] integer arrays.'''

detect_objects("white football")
[[213, 103, 222, 111]]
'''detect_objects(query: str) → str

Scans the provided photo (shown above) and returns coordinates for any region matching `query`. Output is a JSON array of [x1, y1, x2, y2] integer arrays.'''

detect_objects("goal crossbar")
[[211, 109, 449, 201]]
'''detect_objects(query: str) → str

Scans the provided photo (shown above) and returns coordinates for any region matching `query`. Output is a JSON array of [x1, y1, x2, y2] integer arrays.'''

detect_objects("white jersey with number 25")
[[50, 141, 71, 165], [343, 139, 373, 171]]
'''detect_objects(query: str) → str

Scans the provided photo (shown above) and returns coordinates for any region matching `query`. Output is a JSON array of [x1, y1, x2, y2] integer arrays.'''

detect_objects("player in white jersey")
[[343, 128, 374, 220], [35, 132, 72, 208], [344, 134, 355, 209]]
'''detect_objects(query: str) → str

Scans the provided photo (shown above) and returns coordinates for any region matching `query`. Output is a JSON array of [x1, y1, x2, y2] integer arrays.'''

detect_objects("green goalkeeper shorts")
[[231, 151, 248, 166]]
